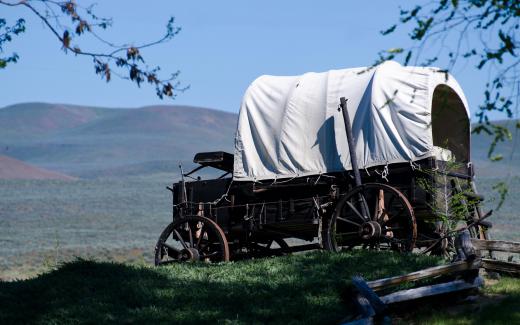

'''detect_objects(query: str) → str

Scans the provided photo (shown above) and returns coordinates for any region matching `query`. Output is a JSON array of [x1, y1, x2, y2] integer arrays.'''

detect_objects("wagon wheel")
[[323, 183, 417, 253], [419, 182, 491, 259], [247, 238, 290, 258], [416, 223, 456, 259], [154, 215, 230, 265]]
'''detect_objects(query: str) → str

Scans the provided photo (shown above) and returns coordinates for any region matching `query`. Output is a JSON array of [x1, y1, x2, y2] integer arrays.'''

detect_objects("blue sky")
[[0, 1, 495, 117]]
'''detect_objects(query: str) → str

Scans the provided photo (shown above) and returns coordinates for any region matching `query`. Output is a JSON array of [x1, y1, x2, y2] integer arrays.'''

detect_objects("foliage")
[[491, 180, 509, 210], [379, 0, 520, 159], [416, 158, 480, 225], [0, 0, 187, 99], [0, 17, 25, 68]]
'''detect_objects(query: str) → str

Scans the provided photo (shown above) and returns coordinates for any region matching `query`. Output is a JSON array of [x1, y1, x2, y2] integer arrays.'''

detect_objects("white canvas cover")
[[233, 61, 469, 181]]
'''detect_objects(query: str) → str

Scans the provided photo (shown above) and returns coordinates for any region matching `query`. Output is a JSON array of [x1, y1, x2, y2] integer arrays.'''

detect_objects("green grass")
[[403, 277, 520, 325], [0, 250, 442, 324], [1, 174, 519, 280], [1, 249, 520, 324]]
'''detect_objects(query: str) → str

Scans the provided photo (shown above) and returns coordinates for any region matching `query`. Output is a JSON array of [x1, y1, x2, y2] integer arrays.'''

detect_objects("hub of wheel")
[[359, 221, 382, 240], [179, 247, 200, 261]]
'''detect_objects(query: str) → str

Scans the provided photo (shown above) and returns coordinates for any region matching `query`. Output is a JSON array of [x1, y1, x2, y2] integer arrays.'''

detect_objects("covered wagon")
[[154, 61, 489, 264]]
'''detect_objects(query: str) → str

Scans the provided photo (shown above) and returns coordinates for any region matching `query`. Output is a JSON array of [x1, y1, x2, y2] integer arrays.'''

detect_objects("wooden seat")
[[193, 151, 234, 173]]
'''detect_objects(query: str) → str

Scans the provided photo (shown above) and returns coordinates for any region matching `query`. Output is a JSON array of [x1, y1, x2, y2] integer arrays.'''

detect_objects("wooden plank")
[[379, 280, 476, 305], [353, 293, 375, 318], [351, 276, 386, 314], [367, 259, 481, 292], [482, 258, 520, 275], [471, 239, 520, 254]]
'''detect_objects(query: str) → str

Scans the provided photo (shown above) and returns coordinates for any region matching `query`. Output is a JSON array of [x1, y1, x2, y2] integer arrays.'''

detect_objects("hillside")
[[0, 103, 237, 178], [0, 155, 76, 180], [471, 119, 520, 178]]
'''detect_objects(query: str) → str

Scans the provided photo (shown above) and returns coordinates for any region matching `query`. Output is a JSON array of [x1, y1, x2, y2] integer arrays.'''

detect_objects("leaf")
[[490, 154, 503, 161], [380, 25, 397, 35], [127, 47, 140, 60], [492, 182, 508, 211], [387, 48, 404, 54], [104, 63, 110, 82], [75, 21, 90, 35], [62, 30, 70, 49]]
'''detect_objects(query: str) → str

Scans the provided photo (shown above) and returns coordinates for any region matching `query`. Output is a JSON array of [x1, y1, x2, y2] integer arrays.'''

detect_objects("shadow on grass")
[[0, 251, 441, 324]]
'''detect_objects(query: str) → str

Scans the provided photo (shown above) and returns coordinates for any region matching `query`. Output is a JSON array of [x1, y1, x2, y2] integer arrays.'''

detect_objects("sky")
[[0, 1, 505, 118]]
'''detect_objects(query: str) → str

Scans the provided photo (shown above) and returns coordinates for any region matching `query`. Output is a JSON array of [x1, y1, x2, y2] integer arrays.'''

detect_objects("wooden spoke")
[[382, 207, 406, 226], [335, 232, 359, 241], [196, 224, 206, 248], [346, 201, 366, 223], [336, 231, 359, 236], [173, 229, 189, 250], [187, 222, 194, 248], [337, 216, 361, 227], [201, 251, 219, 259], [373, 189, 385, 221], [162, 242, 180, 254], [384, 227, 403, 231], [165, 247, 180, 259]]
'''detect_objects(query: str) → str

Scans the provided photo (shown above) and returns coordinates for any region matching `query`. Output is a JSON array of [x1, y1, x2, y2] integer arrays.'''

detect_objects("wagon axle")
[[179, 247, 201, 261], [360, 221, 382, 240]]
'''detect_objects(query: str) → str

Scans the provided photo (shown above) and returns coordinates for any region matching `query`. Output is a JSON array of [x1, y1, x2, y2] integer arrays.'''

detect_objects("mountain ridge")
[[0, 102, 237, 178], [0, 102, 518, 179]]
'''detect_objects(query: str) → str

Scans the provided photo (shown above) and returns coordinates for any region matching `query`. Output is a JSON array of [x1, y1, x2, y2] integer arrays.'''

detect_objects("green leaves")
[[473, 122, 512, 160], [1, 2, 185, 99], [380, 25, 397, 35], [387, 48, 404, 54], [411, 17, 433, 40], [492, 181, 508, 211], [379, 1, 519, 167], [0, 18, 25, 70]]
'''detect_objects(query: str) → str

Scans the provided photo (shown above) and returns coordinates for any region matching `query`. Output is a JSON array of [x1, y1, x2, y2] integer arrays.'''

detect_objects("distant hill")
[[0, 103, 237, 178], [0, 102, 518, 179], [470, 119, 520, 179], [0, 155, 76, 180]]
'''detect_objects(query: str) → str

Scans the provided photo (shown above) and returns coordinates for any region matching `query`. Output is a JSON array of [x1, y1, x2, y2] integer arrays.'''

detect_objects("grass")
[[1, 247, 520, 324], [0, 250, 442, 324], [0, 175, 171, 280], [1, 174, 519, 280], [403, 277, 520, 324]]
